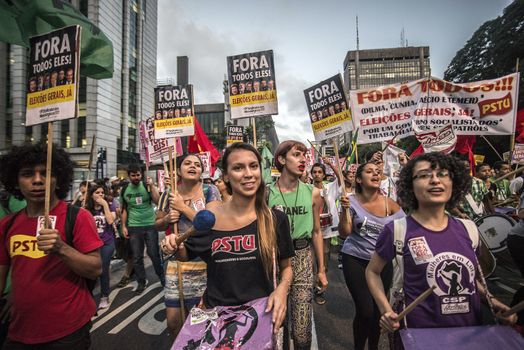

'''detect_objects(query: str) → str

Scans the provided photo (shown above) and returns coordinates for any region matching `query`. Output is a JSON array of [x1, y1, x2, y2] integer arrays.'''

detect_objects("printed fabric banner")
[[413, 121, 457, 154], [139, 117, 175, 165], [227, 50, 278, 119], [154, 85, 195, 139], [350, 73, 520, 144], [172, 297, 274, 350], [226, 125, 244, 146], [304, 74, 353, 142], [26, 25, 81, 126]]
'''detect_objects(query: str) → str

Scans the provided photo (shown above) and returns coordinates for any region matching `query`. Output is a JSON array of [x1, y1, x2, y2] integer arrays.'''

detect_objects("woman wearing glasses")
[[338, 162, 405, 350], [365, 153, 515, 338]]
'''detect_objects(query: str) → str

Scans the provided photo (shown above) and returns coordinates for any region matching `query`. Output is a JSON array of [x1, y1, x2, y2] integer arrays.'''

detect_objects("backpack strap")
[[2, 210, 23, 253], [393, 217, 407, 256], [65, 204, 81, 247], [456, 218, 479, 250]]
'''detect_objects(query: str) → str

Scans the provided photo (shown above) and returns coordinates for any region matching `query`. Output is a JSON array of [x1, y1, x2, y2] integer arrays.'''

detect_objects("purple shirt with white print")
[[375, 215, 482, 328]]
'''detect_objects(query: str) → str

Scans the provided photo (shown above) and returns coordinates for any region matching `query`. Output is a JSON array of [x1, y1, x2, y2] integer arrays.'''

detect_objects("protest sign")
[[199, 151, 211, 179], [226, 125, 244, 146], [474, 154, 485, 164], [305, 148, 315, 169], [413, 121, 457, 154], [350, 73, 520, 144], [304, 74, 353, 142], [26, 25, 81, 126], [227, 50, 278, 119], [157, 170, 166, 193], [511, 144, 524, 164], [139, 117, 175, 165], [153, 85, 195, 139]]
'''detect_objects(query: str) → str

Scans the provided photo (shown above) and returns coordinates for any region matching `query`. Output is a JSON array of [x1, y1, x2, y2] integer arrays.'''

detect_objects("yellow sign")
[[10, 234, 46, 259], [230, 90, 277, 107], [474, 154, 485, 164]]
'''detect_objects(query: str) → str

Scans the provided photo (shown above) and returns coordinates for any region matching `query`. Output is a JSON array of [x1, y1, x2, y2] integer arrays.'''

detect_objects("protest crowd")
[[1, 19, 524, 350]]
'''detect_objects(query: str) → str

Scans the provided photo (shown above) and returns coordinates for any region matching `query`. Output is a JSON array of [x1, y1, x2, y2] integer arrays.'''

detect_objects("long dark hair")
[[84, 183, 108, 215], [354, 162, 375, 194], [222, 143, 276, 277]]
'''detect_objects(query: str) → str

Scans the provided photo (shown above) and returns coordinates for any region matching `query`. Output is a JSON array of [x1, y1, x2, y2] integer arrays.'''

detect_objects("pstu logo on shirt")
[[211, 234, 256, 256], [10, 234, 46, 259]]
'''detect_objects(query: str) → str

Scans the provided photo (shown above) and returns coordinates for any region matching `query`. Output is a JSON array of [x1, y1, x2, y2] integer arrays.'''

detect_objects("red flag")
[[515, 108, 524, 143], [187, 118, 220, 175]]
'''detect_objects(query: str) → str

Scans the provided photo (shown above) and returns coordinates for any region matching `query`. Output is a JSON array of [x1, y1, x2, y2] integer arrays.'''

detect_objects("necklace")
[[277, 180, 300, 234]]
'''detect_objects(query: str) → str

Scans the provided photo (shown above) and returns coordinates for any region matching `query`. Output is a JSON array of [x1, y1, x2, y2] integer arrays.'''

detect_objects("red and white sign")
[[349, 73, 519, 144]]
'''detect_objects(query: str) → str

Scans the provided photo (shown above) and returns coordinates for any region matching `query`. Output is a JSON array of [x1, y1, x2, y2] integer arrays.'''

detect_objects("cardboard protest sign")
[[227, 50, 278, 119], [226, 125, 244, 146], [350, 73, 520, 144], [153, 85, 195, 139], [26, 25, 81, 126], [304, 74, 353, 142], [157, 170, 166, 193], [474, 154, 485, 165], [305, 148, 315, 169], [511, 143, 524, 164], [199, 151, 211, 179], [139, 117, 175, 165]]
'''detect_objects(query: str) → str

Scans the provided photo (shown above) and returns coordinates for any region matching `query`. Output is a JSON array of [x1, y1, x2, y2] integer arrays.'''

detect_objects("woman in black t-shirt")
[[162, 142, 294, 333]]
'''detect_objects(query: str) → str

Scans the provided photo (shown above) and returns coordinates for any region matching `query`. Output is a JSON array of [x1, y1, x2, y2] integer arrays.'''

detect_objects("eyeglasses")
[[412, 170, 452, 181]]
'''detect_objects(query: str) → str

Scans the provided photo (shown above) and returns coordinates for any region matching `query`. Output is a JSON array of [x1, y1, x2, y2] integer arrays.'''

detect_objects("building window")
[[61, 120, 70, 148], [77, 116, 86, 147]]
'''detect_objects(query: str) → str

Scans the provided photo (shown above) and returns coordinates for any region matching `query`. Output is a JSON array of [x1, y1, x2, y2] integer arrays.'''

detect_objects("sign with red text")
[[304, 74, 353, 141], [199, 151, 211, 178], [227, 50, 278, 119], [153, 85, 195, 138], [26, 25, 81, 126], [139, 117, 175, 165], [349, 73, 519, 144], [414, 121, 457, 154]]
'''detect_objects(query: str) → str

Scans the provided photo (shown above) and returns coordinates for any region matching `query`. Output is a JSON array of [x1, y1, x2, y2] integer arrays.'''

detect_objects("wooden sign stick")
[[44, 122, 54, 228]]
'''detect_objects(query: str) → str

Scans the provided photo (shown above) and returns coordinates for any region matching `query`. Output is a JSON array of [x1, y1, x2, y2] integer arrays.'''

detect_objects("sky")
[[157, 0, 513, 144]]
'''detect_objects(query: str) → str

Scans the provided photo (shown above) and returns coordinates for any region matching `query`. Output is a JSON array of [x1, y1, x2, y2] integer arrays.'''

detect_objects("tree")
[[444, 0, 524, 164], [245, 115, 276, 150], [444, 0, 523, 109]]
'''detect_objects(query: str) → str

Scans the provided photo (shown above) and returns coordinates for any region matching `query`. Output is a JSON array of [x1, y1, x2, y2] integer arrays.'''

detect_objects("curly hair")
[[396, 152, 471, 211], [0, 142, 74, 200]]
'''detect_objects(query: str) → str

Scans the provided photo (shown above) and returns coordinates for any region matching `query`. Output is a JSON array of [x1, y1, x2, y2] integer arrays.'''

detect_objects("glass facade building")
[[343, 46, 430, 91], [0, 0, 157, 179]]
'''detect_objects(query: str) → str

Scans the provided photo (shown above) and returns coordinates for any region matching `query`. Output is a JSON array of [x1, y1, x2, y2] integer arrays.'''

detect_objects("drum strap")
[[464, 193, 485, 216]]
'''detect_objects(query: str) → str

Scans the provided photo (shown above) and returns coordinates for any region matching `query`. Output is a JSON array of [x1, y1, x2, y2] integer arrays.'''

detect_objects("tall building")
[[0, 0, 158, 180], [343, 46, 430, 91], [341, 46, 430, 146]]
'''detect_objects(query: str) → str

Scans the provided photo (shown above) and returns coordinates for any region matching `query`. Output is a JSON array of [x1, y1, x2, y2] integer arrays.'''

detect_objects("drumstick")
[[502, 300, 524, 318], [395, 285, 436, 321]]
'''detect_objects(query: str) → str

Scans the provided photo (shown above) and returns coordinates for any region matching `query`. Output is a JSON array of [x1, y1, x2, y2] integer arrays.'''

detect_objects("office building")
[[0, 0, 158, 180], [341, 46, 430, 146]]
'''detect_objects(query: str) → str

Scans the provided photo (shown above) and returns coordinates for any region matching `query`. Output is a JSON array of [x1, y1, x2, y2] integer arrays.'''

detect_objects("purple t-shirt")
[[92, 201, 117, 245], [341, 194, 405, 260], [375, 216, 482, 328]]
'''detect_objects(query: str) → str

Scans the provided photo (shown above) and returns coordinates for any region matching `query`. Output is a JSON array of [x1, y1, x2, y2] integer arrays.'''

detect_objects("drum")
[[474, 214, 515, 253], [320, 213, 333, 229]]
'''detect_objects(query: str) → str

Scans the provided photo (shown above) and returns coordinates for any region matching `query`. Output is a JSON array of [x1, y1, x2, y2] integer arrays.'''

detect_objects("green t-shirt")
[[0, 195, 26, 294], [489, 177, 511, 202], [120, 182, 156, 227], [268, 182, 314, 239]]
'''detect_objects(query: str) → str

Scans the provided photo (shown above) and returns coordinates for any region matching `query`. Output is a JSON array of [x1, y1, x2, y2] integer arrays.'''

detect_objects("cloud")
[[157, 2, 314, 143]]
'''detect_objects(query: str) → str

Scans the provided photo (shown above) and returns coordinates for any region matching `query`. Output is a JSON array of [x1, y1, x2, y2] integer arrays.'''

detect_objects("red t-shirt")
[[0, 201, 103, 344]]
